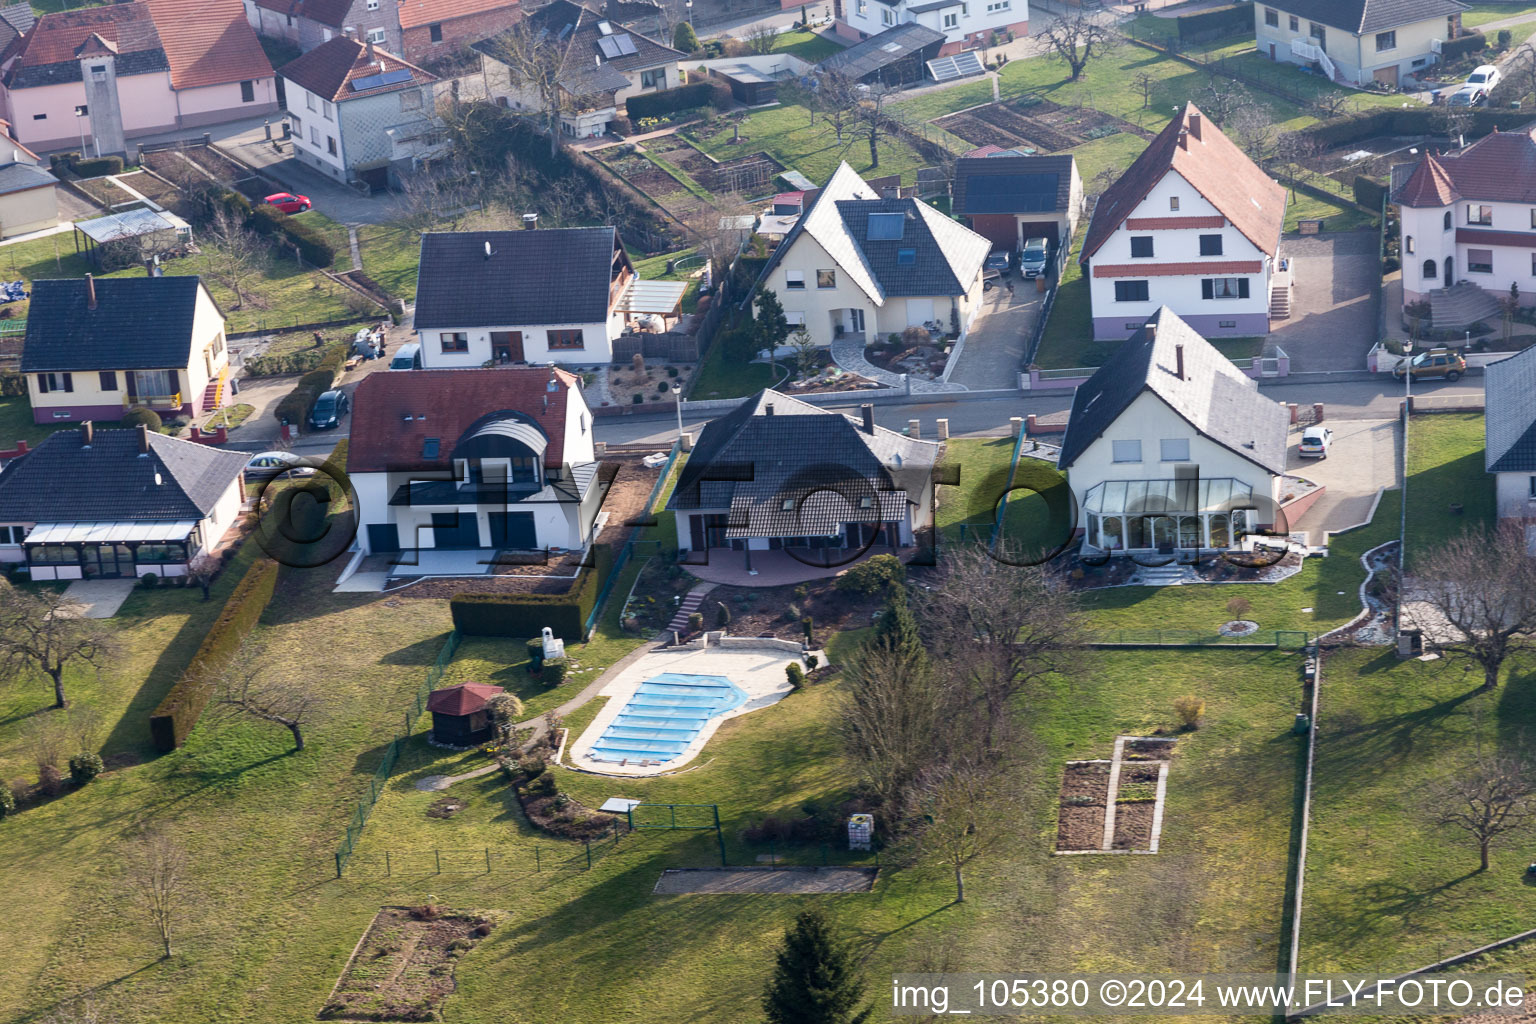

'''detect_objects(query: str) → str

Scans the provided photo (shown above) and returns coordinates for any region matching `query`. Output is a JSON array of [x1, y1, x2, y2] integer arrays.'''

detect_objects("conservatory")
[[1080, 477, 1267, 554]]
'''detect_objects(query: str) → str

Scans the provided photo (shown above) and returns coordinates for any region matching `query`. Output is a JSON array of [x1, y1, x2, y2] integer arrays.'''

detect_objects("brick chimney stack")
[[1188, 111, 1202, 141], [84, 273, 96, 310]]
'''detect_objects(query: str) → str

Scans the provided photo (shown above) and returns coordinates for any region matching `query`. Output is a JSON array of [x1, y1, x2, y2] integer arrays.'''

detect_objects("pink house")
[[0, 0, 277, 155]]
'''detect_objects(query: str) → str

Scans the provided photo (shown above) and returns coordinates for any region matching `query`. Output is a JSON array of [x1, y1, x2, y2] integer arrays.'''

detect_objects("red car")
[[264, 191, 311, 214]]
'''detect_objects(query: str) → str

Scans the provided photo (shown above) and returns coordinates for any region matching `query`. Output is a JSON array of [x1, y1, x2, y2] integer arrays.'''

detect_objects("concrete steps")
[[1269, 282, 1291, 320], [1429, 282, 1500, 330], [665, 585, 713, 633]]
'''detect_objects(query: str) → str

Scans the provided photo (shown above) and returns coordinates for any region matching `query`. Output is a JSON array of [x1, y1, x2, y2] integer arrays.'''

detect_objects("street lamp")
[[1399, 337, 1412, 578], [670, 380, 684, 442], [685, 0, 693, 26]]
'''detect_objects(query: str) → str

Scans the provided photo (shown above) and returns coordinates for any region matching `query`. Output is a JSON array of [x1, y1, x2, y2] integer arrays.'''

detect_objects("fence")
[[582, 439, 683, 637], [1086, 628, 1312, 649], [339, 827, 630, 877], [334, 629, 462, 877], [1022, 246, 1069, 370]]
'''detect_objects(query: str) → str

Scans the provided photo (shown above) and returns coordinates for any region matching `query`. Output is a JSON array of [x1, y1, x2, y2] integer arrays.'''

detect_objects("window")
[[1308, 22, 1325, 47], [31, 113, 44, 121], [367, 0, 379, 7], [440, 332, 468, 352], [786, 311, 806, 325], [1198, 234, 1223, 256], [641, 68, 665, 89], [366, 27, 386, 44], [816, 269, 837, 288], [73, 104, 87, 117], [1130, 236, 1154, 258], [1531, 252, 1536, 277], [35, 372, 72, 394], [290, 114, 302, 136], [90, 64, 105, 81], [1529, 475, 1536, 499], [1264, 8, 1278, 26], [897, 248, 916, 264], [309, 126, 320, 146], [1469, 204, 1492, 225], [943, 12, 958, 28], [0, 526, 27, 545], [961, 1, 968, 11], [1111, 440, 1142, 463], [1114, 280, 1149, 302], [1468, 248, 1493, 273], [1288, 14, 1298, 29], [857, 0, 867, 12], [400, 89, 422, 111], [1202, 277, 1250, 299], [327, 136, 338, 156], [306, 92, 317, 112], [98, 371, 116, 391], [1375, 30, 1396, 51], [1160, 438, 1190, 462], [548, 329, 585, 349], [985, 0, 1009, 11], [1423, 258, 1438, 280], [322, 99, 333, 120], [881, 6, 894, 25], [1169, 196, 1179, 211], [1124, 322, 1144, 330], [1531, 207, 1536, 228], [1405, 235, 1415, 254], [1218, 320, 1237, 328], [781, 499, 796, 511], [785, 270, 805, 289], [240, 79, 255, 103], [429, 22, 443, 42]]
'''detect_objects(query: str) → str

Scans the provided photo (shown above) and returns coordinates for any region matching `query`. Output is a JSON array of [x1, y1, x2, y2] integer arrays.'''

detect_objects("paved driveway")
[[948, 273, 1044, 390], [1268, 231, 1381, 372], [1287, 416, 1399, 544]]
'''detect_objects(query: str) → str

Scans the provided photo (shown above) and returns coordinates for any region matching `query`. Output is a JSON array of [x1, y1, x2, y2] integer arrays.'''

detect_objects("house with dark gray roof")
[[831, 0, 1027, 61], [755, 162, 992, 349], [952, 152, 1082, 253], [1483, 345, 1536, 522], [666, 389, 941, 575], [412, 227, 685, 367], [21, 274, 232, 425], [0, 422, 247, 580], [1056, 307, 1289, 556], [1253, 0, 1467, 88]]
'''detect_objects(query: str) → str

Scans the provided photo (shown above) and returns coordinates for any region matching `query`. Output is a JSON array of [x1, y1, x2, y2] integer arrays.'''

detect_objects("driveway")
[[948, 273, 1044, 390], [1268, 231, 1381, 372], [1287, 416, 1399, 544]]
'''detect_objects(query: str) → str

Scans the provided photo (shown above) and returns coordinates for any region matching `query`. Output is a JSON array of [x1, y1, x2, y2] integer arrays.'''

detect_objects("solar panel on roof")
[[867, 212, 906, 240], [351, 67, 413, 91], [597, 34, 624, 58], [612, 33, 637, 55], [926, 51, 985, 82], [963, 172, 1060, 214]]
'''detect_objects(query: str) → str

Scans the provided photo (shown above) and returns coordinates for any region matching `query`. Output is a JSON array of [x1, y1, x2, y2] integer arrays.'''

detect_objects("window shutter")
[[63, 373, 73, 393], [1201, 279, 1213, 300], [36, 374, 47, 394], [1238, 278, 1250, 299]]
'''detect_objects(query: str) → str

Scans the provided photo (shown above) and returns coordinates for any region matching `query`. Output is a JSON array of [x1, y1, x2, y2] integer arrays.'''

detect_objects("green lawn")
[[0, 394, 64, 447], [687, 103, 931, 186], [688, 331, 782, 399], [934, 435, 1019, 536], [1283, 187, 1376, 233], [356, 224, 422, 303], [292, 209, 354, 271], [770, 28, 843, 62], [1404, 412, 1491, 568], [1459, 3, 1536, 28]]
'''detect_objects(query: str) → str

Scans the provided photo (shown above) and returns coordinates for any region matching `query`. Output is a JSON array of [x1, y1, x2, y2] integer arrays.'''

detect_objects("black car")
[[308, 389, 350, 430]]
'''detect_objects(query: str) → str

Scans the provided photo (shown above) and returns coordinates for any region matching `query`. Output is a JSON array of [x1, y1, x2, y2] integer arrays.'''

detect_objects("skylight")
[[422, 438, 441, 458], [867, 212, 905, 240], [896, 248, 916, 264]]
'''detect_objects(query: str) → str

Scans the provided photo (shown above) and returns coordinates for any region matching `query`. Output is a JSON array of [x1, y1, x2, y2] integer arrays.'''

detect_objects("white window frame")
[[1159, 438, 1190, 462], [943, 11, 958, 28], [366, 27, 386, 44], [784, 270, 806, 289], [1111, 440, 1142, 463], [985, 0, 1010, 11]]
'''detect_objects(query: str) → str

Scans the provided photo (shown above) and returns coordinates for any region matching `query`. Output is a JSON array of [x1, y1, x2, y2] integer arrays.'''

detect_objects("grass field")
[[356, 224, 422, 303], [689, 103, 932, 186], [1403, 413, 1491, 568], [688, 333, 783, 399], [935, 435, 1020, 537], [770, 28, 844, 62]]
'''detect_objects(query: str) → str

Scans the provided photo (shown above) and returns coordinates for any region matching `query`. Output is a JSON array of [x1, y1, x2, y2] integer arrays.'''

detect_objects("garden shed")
[[426, 682, 506, 747]]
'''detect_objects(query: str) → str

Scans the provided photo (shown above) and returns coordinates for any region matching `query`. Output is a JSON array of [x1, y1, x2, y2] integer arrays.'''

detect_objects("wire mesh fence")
[[1086, 628, 1311, 649], [340, 828, 630, 877]]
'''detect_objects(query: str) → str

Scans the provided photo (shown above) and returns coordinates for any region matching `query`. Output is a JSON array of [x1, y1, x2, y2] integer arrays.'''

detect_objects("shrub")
[[835, 553, 906, 595], [1353, 176, 1387, 211], [120, 406, 163, 431], [1173, 695, 1205, 730], [715, 600, 730, 628], [249, 203, 336, 267], [674, 20, 700, 52], [666, 365, 679, 377], [687, 611, 703, 632], [1498, 27, 1512, 49], [525, 772, 556, 796], [36, 764, 63, 798], [542, 657, 568, 688], [68, 752, 104, 786], [1440, 29, 1486, 60], [472, 921, 493, 938], [274, 382, 324, 428], [139, 572, 159, 588], [449, 543, 615, 642], [805, 653, 818, 671], [520, 757, 546, 777], [1225, 595, 1252, 620], [526, 636, 545, 665], [657, 380, 669, 392], [243, 339, 348, 378], [625, 81, 714, 120], [632, 393, 644, 404], [786, 662, 805, 689]]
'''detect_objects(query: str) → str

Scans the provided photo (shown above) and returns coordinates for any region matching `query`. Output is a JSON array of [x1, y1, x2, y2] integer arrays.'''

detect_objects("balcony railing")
[[124, 392, 181, 410]]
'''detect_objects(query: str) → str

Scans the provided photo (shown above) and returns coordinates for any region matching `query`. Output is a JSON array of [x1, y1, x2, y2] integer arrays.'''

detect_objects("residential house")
[[0, 421, 247, 580], [1080, 102, 1287, 340], [1393, 128, 1536, 329], [246, 0, 522, 66], [1056, 307, 1290, 556], [833, 0, 1028, 55], [1483, 344, 1536, 524], [1254, 0, 1466, 88], [0, 6, 35, 54], [347, 367, 608, 562], [280, 36, 446, 190], [951, 151, 1082, 253], [0, 120, 59, 238], [755, 161, 992, 346], [474, 0, 683, 139], [413, 226, 686, 366], [21, 274, 231, 425], [667, 390, 940, 568], [0, 0, 277, 155]]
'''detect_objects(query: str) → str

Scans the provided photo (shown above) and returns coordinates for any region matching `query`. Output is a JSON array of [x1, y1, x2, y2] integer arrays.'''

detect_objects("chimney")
[[80, 420, 92, 447], [522, 212, 538, 230], [366, 38, 376, 61], [84, 273, 97, 310], [137, 423, 149, 455], [1175, 343, 1185, 381], [860, 403, 875, 435], [764, 402, 774, 416], [1177, 129, 1188, 151], [1188, 111, 1201, 141]]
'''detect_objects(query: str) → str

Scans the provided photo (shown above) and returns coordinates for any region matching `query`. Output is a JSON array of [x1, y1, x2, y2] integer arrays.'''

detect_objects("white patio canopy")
[[25, 520, 198, 544], [615, 279, 689, 315]]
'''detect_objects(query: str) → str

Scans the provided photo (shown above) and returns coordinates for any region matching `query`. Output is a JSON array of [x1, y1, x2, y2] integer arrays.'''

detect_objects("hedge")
[[1281, 106, 1512, 151], [249, 203, 336, 267], [449, 544, 614, 642], [1441, 30, 1487, 61], [49, 153, 125, 178], [626, 81, 714, 120], [243, 339, 350, 378], [271, 341, 348, 425], [1177, 3, 1251, 41], [149, 556, 280, 751], [1353, 175, 1387, 210]]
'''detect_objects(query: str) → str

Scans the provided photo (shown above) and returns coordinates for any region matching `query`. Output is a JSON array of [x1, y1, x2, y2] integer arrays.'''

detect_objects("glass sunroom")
[[1080, 477, 1263, 554]]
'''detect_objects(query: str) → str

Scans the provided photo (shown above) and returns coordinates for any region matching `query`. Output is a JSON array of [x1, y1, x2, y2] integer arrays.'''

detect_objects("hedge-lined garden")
[[272, 342, 349, 427], [449, 544, 615, 643]]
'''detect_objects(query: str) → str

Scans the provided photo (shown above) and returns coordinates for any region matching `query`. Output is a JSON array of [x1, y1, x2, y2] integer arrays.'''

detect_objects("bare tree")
[[479, 20, 601, 157], [789, 327, 819, 379], [847, 84, 899, 170], [1132, 70, 1157, 110], [125, 829, 190, 959], [186, 553, 220, 602], [1411, 525, 1536, 690], [1274, 131, 1321, 201], [919, 752, 1025, 902], [1492, 44, 1536, 106], [22, 714, 67, 775], [744, 21, 782, 55], [681, 192, 754, 280], [1226, 103, 1279, 168], [1310, 89, 1355, 120], [1434, 99, 1475, 144], [202, 208, 269, 310], [1425, 751, 1536, 870], [816, 70, 862, 145], [210, 641, 322, 752], [1198, 78, 1247, 128], [0, 582, 120, 709], [1037, 13, 1115, 82]]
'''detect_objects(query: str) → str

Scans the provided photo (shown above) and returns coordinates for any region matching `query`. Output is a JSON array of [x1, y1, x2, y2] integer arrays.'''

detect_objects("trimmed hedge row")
[[449, 544, 614, 643], [149, 556, 281, 751], [1441, 30, 1487, 61], [626, 81, 715, 120], [244, 338, 350, 377], [1283, 105, 1511, 150], [271, 341, 348, 426], [1353, 175, 1387, 210], [1177, 3, 1251, 41], [49, 152, 125, 178], [249, 203, 336, 267]]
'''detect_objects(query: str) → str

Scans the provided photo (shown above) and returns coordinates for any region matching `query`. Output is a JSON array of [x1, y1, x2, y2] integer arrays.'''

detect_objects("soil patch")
[[320, 906, 496, 1021], [654, 867, 877, 894], [934, 97, 1152, 153], [1055, 761, 1109, 851], [426, 796, 466, 819], [507, 761, 617, 840], [709, 577, 887, 648], [1112, 800, 1156, 850]]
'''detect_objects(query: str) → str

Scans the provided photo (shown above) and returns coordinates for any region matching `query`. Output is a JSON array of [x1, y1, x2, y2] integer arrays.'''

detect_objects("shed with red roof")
[[427, 682, 506, 745]]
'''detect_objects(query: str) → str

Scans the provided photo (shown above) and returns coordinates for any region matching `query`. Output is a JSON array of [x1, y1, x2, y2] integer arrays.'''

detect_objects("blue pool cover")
[[590, 672, 749, 762]]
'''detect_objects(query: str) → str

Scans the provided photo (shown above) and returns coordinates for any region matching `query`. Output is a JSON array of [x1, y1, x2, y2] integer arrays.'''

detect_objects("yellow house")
[[20, 273, 230, 425], [1253, 0, 1468, 88]]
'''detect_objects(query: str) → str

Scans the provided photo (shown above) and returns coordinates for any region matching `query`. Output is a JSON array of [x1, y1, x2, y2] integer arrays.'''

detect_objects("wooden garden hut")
[[426, 682, 505, 746]]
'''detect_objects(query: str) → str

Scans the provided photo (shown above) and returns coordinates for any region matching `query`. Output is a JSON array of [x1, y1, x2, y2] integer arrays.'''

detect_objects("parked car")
[[245, 451, 317, 481], [1447, 88, 1479, 108], [1465, 64, 1501, 99], [389, 342, 422, 370], [263, 192, 312, 214], [1393, 348, 1467, 381], [1297, 426, 1334, 458], [1021, 236, 1051, 279], [984, 250, 1012, 275], [308, 389, 350, 430]]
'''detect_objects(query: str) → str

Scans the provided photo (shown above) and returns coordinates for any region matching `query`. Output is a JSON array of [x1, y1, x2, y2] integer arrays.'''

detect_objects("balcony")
[[388, 479, 542, 507], [124, 391, 181, 410]]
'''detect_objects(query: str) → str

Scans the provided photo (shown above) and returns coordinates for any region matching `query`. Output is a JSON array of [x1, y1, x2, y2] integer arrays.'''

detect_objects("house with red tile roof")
[[1079, 103, 1287, 341], [1392, 129, 1536, 329], [346, 367, 608, 564], [0, 0, 276, 154], [244, 0, 521, 67]]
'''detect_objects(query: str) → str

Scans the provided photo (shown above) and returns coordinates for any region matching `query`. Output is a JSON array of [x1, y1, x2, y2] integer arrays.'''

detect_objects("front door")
[[1445, 256, 1454, 284], [81, 543, 129, 578], [488, 511, 537, 549], [490, 331, 524, 364], [1269, 42, 1276, 59]]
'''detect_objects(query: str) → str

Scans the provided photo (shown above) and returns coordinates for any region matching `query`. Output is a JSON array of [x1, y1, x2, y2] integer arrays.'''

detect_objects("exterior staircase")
[[201, 368, 228, 413], [665, 583, 714, 635], [1429, 282, 1500, 331], [1269, 281, 1291, 321]]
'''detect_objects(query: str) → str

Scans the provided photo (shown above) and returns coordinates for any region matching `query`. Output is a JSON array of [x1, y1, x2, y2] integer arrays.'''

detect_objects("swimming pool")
[[589, 672, 748, 763]]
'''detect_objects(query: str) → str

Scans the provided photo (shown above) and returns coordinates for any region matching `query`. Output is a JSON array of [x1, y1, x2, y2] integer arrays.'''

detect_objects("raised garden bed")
[[320, 906, 497, 1022], [505, 759, 616, 840], [1055, 761, 1110, 851], [73, 175, 136, 208], [934, 97, 1153, 154]]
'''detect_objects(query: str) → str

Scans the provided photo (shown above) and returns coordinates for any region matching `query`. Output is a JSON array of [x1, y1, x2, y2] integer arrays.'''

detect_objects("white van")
[[389, 343, 422, 370]]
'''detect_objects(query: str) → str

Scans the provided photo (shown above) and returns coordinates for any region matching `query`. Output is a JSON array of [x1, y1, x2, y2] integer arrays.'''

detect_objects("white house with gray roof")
[[755, 161, 992, 348], [1254, 0, 1467, 88], [1056, 307, 1289, 556], [1484, 345, 1536, 525]]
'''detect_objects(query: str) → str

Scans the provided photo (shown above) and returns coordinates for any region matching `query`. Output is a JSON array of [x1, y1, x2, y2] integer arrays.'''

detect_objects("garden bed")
[[1112, 800, 1156, 850], [505, 760, 616, 840], [72, 175, 137, 208], [1055, 761, 1110, 851], [934, 97, 1153, 154], [320, 906, 497, 1022], [707, 576, 889, 648], [864, 337, 951, 379]]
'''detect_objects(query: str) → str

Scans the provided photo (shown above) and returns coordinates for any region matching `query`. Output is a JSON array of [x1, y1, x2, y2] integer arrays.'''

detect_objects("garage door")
[[489, 511, 537, 549], [906, 298, 935, 327], [367, 524, 400, 554], [1018, 220, 1060, 247], [431, 511, 480, 549]]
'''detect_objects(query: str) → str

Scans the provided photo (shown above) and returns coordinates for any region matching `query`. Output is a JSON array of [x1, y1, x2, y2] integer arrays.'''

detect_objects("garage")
[[905, 297, 935, 327], [489, 511, 537, 549], [431, 511, 481, 549], [1017, 220, 1061, 247]]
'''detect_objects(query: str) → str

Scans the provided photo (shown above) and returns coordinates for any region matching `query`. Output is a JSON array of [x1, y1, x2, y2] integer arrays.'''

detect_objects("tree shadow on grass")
[[378, 631, 456, 667], [10, 961, 162, 1024], [1316, 870, 1484, 956], [1315, 684, 1483, 781]]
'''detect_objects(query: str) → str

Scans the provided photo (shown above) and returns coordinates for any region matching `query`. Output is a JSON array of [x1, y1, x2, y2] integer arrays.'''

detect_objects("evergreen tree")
[[762, 909, 872, 1024], [754, 288, 791, 357], [674, 21, 700, 53], [871, 591, 924, 663]]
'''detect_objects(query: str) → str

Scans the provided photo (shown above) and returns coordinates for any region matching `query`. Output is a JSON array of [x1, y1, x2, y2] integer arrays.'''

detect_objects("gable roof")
[[3, 3, 168, 89], [1485, 345, 1536, 473], [816, 22, 945, 80], [140, 0, 273, 90], [347, 367, 582, 473], [1081, 103, 1286, 262], [425, 682, 505, 715], [252, 0, 352, 27], [1394, 129, 1536, 207], [0, 161, 56, 196], [413, 227, 629, 329], [398, 0, 520, 29], [756, 162, 880, 303], [1263, 0, 1465, 34], [952, 154, 1076, 216], [0, 426, 247, 522], [1056, 307, 1289, 476], [278, 35, 435, 102], [21, 276, 215, 373], [473, 0, 681, 94]]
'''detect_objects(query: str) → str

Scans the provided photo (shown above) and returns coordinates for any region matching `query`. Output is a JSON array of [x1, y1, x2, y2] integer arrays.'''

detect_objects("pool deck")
[[565, 644, 810, 777]]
